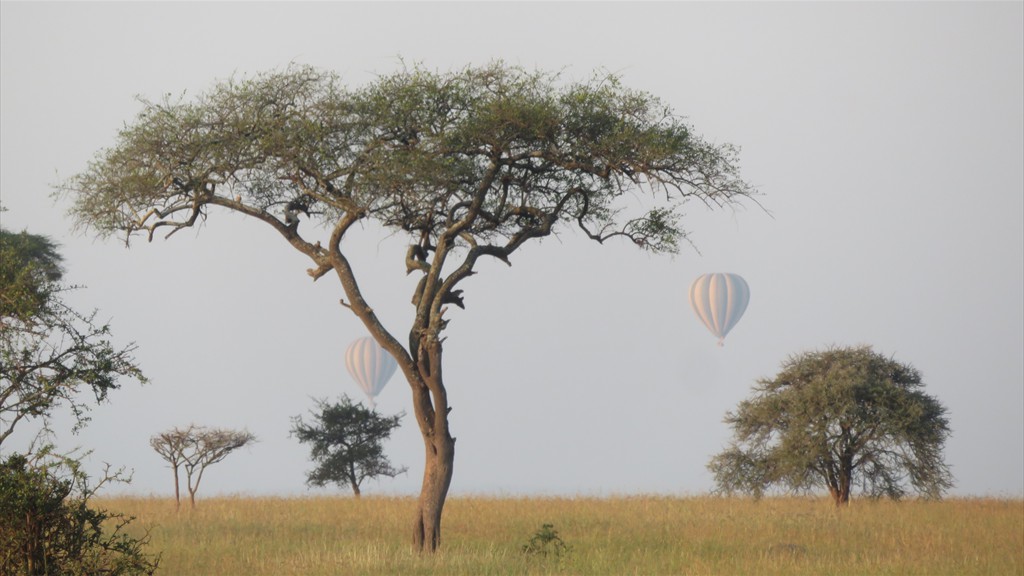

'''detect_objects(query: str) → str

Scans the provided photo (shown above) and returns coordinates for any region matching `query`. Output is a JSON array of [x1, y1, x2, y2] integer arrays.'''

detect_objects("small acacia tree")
[[708, 345, 954, 506], [291, 395, 406, 497], [148, 428, 189, 510], [150, 425, 255, 509], [60, 62, 755, 550]]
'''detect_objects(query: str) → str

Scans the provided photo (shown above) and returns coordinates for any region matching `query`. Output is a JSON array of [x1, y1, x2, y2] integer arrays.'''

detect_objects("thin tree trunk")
[[348, 462, 361, 497], [835, 453, 854, 506], [173, 464, 181, 511]]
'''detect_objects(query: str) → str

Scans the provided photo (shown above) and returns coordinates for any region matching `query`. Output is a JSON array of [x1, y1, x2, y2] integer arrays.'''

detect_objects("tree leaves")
[[60, 61, 755, 256], [708, 346, 953, 504], [1, 229, 146, 447], [290, 395, 406, 496]]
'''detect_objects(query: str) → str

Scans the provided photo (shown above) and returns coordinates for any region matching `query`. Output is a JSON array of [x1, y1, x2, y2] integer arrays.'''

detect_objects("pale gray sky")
[[2, 2, 1021, 498]]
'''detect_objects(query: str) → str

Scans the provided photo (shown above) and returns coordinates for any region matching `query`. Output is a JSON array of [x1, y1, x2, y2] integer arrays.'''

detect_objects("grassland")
[[97, 495, 1023, 575]]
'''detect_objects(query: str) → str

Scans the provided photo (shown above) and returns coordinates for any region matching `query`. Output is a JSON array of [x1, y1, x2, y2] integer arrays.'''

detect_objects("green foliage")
[[0, 227, 146, 447], [60, 62, 754, 257], [521, 523, 571, 558], [290, 395, 405, 496], [0, 223, 156, 572], [0, 451, 159, 575], [708, 346, 954, 505], [0, 229, 65, 323]]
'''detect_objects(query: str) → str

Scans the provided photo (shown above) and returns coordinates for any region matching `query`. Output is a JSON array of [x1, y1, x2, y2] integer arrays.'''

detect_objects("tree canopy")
[[0, 227, 64, 324], [291, 395, 406, 497], [708, 346, 954, 505], [59, 61, 756, 551], [62, 63, 753, 273]]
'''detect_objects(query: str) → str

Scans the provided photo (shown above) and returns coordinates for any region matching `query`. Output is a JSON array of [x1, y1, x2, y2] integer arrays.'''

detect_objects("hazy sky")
[[2, 2, 1022, 499]]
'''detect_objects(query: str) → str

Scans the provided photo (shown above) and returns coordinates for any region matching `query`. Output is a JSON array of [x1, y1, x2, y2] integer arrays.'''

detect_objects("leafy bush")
[[0, 451, 159, 575], [521, 523, 571, 558]]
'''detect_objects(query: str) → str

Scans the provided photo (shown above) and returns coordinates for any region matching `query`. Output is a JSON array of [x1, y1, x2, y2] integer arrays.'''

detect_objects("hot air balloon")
[[689, 273, 750, 346], [344, 337, 398, 409]]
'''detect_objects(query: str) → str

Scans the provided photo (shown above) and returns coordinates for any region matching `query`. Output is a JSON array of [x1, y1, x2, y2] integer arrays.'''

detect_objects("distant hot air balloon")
[[344, 337, 398, 409], [689, 273, 750, 346]]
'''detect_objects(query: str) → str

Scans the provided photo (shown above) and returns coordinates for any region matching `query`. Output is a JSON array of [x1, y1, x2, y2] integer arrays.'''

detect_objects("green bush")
[[0, 452, 159, 575], [521, 523, 571, 558]]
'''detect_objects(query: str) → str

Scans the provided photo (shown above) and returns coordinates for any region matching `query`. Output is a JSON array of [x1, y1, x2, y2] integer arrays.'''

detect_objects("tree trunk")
[[173, 464, 181, 511], [348, 462, 361, 497], [408, 340, 455, 552], [828, 484, 851, 506], [829, 465, 852, 506], [412, 429, 455, 552]]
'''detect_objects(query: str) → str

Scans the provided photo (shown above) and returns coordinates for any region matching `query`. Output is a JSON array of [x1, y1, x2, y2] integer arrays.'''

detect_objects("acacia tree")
[[291, 395, 407, 497], [148, 428, 189, 510], [60, 62, 755, 550], [708, 346, 954, 506], [150, 425, 255, 509]]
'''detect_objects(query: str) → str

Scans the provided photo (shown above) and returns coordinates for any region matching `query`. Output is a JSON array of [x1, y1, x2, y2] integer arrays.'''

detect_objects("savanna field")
[[97, 495, 1023, 575]]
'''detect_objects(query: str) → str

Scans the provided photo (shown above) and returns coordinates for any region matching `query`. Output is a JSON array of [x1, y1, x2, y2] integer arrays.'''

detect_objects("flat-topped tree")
[[61, 62, 756, 551], [150, 425, 256, 510]]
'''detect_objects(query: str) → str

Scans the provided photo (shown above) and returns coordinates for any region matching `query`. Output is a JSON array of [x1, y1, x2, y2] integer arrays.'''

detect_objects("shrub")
[[0, 451, 159, 575], [521, 523, 571, 558]]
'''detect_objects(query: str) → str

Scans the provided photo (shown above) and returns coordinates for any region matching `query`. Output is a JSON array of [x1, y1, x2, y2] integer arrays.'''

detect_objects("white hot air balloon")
[[689, 273, 750, 346], [344, 337, 398, 409]]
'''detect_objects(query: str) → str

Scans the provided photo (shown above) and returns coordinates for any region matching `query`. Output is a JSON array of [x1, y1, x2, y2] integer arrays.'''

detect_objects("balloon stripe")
[[690, 276, 716, 336]]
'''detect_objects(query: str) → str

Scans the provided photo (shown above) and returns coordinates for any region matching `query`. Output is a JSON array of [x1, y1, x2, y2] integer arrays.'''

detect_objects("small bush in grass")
[[521, 523, 571, 558]]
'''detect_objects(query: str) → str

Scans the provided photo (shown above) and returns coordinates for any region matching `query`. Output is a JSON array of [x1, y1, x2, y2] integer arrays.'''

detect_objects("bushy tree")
[[0, 229, 64, 323], [59, 62, 756, 550], [291, 395, 406, 497], [1, 227, 146, 447], [708, 345, 954, 506]]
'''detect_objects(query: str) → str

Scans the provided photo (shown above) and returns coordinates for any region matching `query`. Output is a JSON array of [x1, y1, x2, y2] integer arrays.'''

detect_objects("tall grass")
[[98, 495, 1023, 575]]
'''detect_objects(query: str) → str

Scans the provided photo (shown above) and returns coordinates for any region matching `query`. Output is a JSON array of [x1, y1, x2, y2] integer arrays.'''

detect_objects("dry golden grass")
[[97, 495, 1023, 575]]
